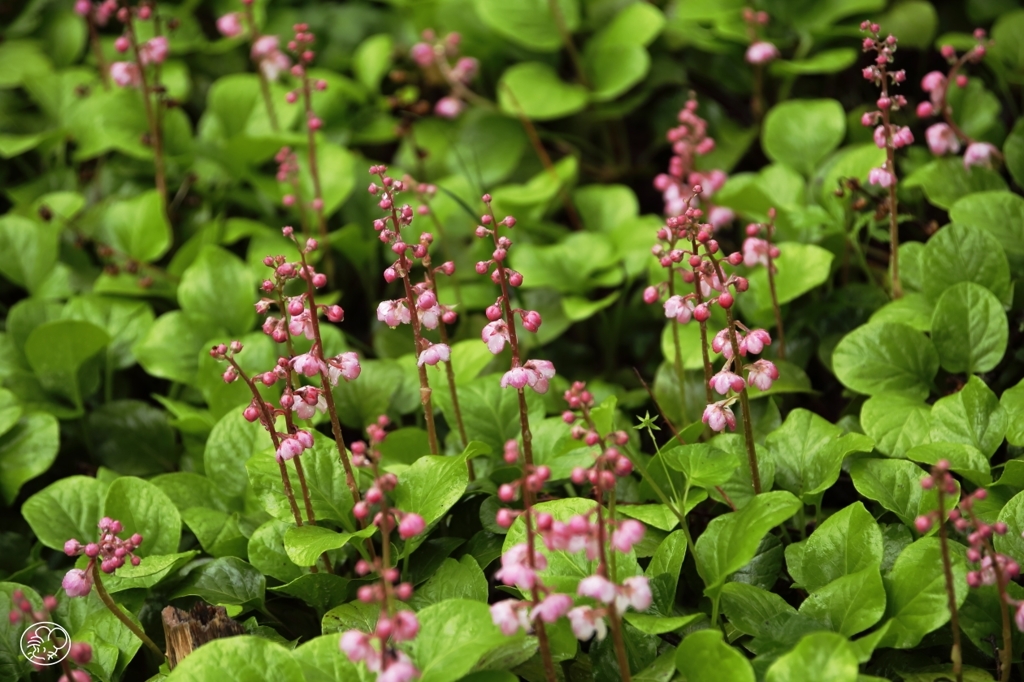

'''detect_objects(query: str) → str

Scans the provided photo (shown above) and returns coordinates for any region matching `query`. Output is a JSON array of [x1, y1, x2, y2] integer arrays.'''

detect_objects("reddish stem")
[[124, 13, 167, 213], [877, 64, 902, 299]]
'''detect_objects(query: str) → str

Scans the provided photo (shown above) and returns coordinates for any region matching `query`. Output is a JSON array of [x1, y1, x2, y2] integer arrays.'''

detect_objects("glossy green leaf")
[[921, 223, 1012, 304], [474, 0, 580, 52], [182, 507, 249, 559], [746, 243, 834, 311], [675, 629, 754, 682], [352, 34, 393, 90], [930, 282, 1008, 374], [765, 632, 858, 682], [283, 525, 375, 567], [860, 393, 932, 458], [585, 43, 649, 101], [24, 320, 109, 410], [0, 411, 58, 504], [762, 99, 845, 175], [165, 635, 301, 681], [393, 451, 470, 528], [409, 599, 513, 682], [171, 557, 265, 612], [948, 191, 1024, 270], [409, 556, 488, 610], [1003, 379, 1024, 447], [498, 62, 588, 121], [661, 442, 737, 489], [903, 157, 1007, 210], [134, 311, 224, 385], [833, 323, 939, 400], [929, 376, 1007, 457], [178, 245, 255, 335], [798, 568, 886, 637], [995, 490, 1024, 562], [794, 502, 883, 593], [103, 476, 182, 557], [292, 634, 369, 682], [248, 520, 304, 583], [23, 476, 106, 550], [100, 190, 171, 263], [849, 459, 953, 528], [906, 443, 992, 487]]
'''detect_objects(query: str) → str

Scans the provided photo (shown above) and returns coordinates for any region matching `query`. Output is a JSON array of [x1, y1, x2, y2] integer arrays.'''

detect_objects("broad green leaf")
[[352, 34, 393, 90], [103, 476, 182, 557], [1005, 117, 1024, 188], [878, 538, 967, 648], [906, 443, 992, 487], [921, 223, 1012, 304], [765, 632, 858, 682], [903, 157, 1007, 210], [332, 358, 406, 429], [721, 582, 797, 640], [995, 490, 1024, 561], [662, 443, 737, 489], [948, 191, 1024, 270], [393, 451, 469, 528], [798, 568, 886, 637], [292, 634, 369, 682], [248, 520, 305, 583], [474, 0, 580, 52], [205, 409, 265, 500], [100, 551, 198, 593], [166, 635, 301, 681], [293, 141, 356, 218], [24, 320, 109, 410], [409, 599, 514, 682], [849, 459, 954, 528], [624, 612, 702, 635], [498, 62, 588, 121], [675, 629, 754, 682], [746, 243, 834, 311], [172, 557, 265, 612], [409, 556, 488, 610], [269, 574, 350, 615], [72, 596, 143, 680], [433, 374, 543, 453], [795, 502, 883, 593], [0, 390, 21, 439], [182, 507, 248, 558], [0, 411, 58, 504], [818, 143, 886, 220], [178, 245, 255, 336], [590, 3, 665, 48], [321, 600, 379, 635], [695, 491, 801, 598], [100, 190, 171, 262], [869, 294, 934, 332], [930, 282, 1008, 374], [134, 311, 224, 385], [283, 526, 375, 567], [765, 409, 874, 502], [646, 530, 687, 605], [23, 476, 106, 550], [929, 376, 1007, 457], [87, 400, 176, 476], [585, 43, 649, 101], [0, 215, 59, 293], [769, 49, 857, 76], [860, 393, 932, 458], [63, 295, 155, 370], [833, 323, 939, 400], [1003, 379, 1024, 446], [574, 184, 638, 232], [762, 99, 845, 175], [876, 0, 937, 48], [513, 232, 618, 294]]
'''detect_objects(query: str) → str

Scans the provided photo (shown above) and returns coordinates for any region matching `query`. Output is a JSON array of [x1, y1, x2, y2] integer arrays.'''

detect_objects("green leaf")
[[721, 582, 797, 640], [662, 442, 738, 489], [0, 411, 58, 504], [1003, 379, 1024, 447], [409, 599, 513, 682], [434, 374, 543, 453], [24, 320, 109, 411], [331, 358, 406, 429], [182, 507, 249, 558], [832, 323, 939, 400], [1004, 117, 1024, 187], [765, 632, 859, 682], [906, 443, 992, 487], [930, 282, 1008, 374], [0, 215, 59, 293], [0, 583, 40, 679], [746, 243, 834, 311], [103, 476, 182, 557], [574, 184, 638, 232], [876, 0, 937, 49], [393, 451, 469, 529], [87, 400, 176, 476], [878, 538, 967, 648], [646, 530, 687, 604], [321, 600, 379, 635], [294, 141, 356, 219], [921, 223, 1012, 304], [178, 245, 255, 336], [63, 295, 155, 371], [869, 293, 934, 332], [100, 190, 171, 262], [762, 99, 845, 175], [409, 556, 488, 610], [353, 34, 393, 91], [590, 3, 665, 48], [0, 390, 21, 439], [292, 634, 369, 682], [205, 409, 265, 500], [172, 557, 266, 612], [165, 635, 302, 681], [134, 311, 224, 385], [695, 491, 801, 598], [675, 629, 754, 682], [283, 525, 375, 567], [948, 191, 1024, 270], [585, 43, 649, 101], [860, 393, 932, 458], [769, 49, 858, 76], [849, 459, 954, 528], [474, 0, 580, 52], [995, 490, 1024, 562], [23, 476, 106, 550], [766, 409, 874, 503], [903, 157, 1007, 211], [624, 612, 702, 635], [795, 502, 883, 593], [798, 568, 886, 637], [616, 504, 679, 532], [100, 550, 197, 593], [498, 62, 588, 121], [248, 520, 304, 583], [929, 376, 1007, 457], [270, 574, 350, 615]]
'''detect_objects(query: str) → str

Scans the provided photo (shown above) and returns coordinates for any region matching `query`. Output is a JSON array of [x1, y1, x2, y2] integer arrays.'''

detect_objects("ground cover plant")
[[0, 0, 1023, 680]]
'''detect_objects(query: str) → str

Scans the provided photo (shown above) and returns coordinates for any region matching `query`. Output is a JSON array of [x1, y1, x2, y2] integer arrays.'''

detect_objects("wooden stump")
[[161, 602, 246, 669]]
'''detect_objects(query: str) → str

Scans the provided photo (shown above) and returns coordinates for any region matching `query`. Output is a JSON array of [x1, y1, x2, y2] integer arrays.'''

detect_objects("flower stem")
[[936, 485, 963, 682], [92, 563, 165, 659], [690, 238, 714, 402], [124, 14, 167, 213], [87, 15, 110, 90], [243, 5, 279, 133], [878, 67, 902, 299], [666, 273, 689, 424]]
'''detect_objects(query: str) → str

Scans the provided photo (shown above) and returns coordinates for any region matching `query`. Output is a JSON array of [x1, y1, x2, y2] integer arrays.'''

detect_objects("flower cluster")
[[74, 0, 117, 25], [918, 31, 999, 169], [10, 590, 93, 681], [108, 4, 168, 88], [62, 518, 143, 598], [652, 97, 733, 227], [743, 9, 778, 65], [250, 35, 290, 82], [8, 590, 58, 630], [860, 22, 910, 189], [409, 30, 480, 119]]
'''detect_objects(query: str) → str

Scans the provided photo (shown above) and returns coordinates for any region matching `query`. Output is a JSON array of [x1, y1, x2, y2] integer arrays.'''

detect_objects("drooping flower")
[[490, 599, 531, 636], [532, 593, 573, 624], [434, 96, 464, 119], [481, 320, 510, 354], [417, 343, 451, 367], [398, 513, 426, 540], [742, 237, 770, 268], [377, 300, 412, 328], [746, 359, 780, 391], [568, 606, 607, 641], [745, 41, 780, 64], [109, 62, 140, 87], [610, 520, 645, 554], [740, 328, 772, 355], [925, 123, 960, 156], [291, 353, 325, 378], [62, 568, 93, 598], [327, 352, 361, 384], [617, 576, 652, 613], [663, 295, 694, 324], [709, 370, 745, 395], [578, 575, 617, 604], [216, 13, 242, 38], [703, 401, 737, 432], [139, 36, 169, 66], [868, 167, 894, 188], [963, 142, 997, 169]]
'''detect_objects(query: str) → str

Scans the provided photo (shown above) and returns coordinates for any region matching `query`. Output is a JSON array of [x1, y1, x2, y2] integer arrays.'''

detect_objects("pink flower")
[[663, 295, 693, 324], [893, 126, 914, 148], [289, 311, 315, 339], [524, 359, 556, 394], [746, 359, 780, 391], [398, 513, 426, 540], [391, 610, 420, 641], [328, 352, 361, 384], [377, 300, 412, 328], [496, 544, 546, 589], [707, 206, 735, 230], [921, 70, 947, 101], [532, 593, 573, 624], [703, 401, 737, 432], [745, 41, 780, 64], [109, 62, 140, 87], [291, 353, 324, 378], [259, 51, 291, 81], [873, 125, 887, 149], [491, 599, 530, 635], [712, 329, 738, 359], [568, 606, 607, 641], [618, 576, 652, 612], [501, 366, 533, 390], [62, 568, 93, 598], [417, 304, 442, 330], [926, 123, 960, 156], [434, 96, 464, 119], [742, 237, 770, 267], [410, 43, 434, 67], [709, 370, 745, 395], [379, 660, 419, 682], [276, 436, 305, 462], [64, 539, 82, 556], [340, 630, 374, 663], [964, 142, 997, 169], [611, 520, 645, 554], [251, 35, 280, 60], [217, 13, 243, 38], [139, 36, 168, 66], [578, 575, 617, 604], [1016, 602, 1024, 633], [74, 0, 91, 16], [451, 57, 479, 83], [482, 320, 510, 354], [643, 286, 659, 304], [868, 167, 894, 188], [417, 343, 451, 367]]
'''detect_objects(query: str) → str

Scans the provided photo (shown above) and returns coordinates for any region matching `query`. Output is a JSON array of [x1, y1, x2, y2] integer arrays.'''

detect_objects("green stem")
[[92, 564, 165, 659]]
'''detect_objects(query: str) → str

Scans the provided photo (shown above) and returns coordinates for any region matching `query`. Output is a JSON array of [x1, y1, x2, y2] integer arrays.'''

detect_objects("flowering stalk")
[[75, 0, 113, 89], [860, 23, 911, 299], [342, 423, 424, 682], [285, 25, 329, 240], [62, 519, 164, 658], [742, 8, 778, 121], [217, 0, 281, 131], [743, 211, 785, 359]]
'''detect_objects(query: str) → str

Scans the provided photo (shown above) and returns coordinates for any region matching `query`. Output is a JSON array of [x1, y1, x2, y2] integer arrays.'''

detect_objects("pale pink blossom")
[[289, 311, 315, 339], [578, 575, 617, 604], [291, 353, 325, 378], [110, 62, 140, 88], [495, 544, 546, 589], [378, 660, 419, 682], [524, 359, 556, 393], [398, 513, 426, 540], [745, 41, 780, 64], [868, 167, 894, 188], [251, 35, 280, 60], [276, 436, 305, 462], [747, 359, 779, 391], [712, 328, 739, 359], [410, 43, 434, 67], [377, 300, 412, 328], [259, 51, 291, 81], [964, 142, 997, 169], [741, 328, 772, 355], [926, 123, 960, 156], [417, 343, 451, 367], [611, 520, 645, 554], [74, 0, 91, 16], [139, 36, 168, 66], [664, 295, 693, 324], [501, 367, 533, 391], [921, 70, 947, 107], [490, 599, 530, 635], [418, 305, 442, 330], [707, 206, 735, 230], [742, 237, 770, 267], [435, 96, 463, 119], [217, 13, 243, 38], [328, 352, 361, 384], [391, 610, 420, 641], [1016, 602, 1024, 633], [710, 370, 745, 395], [482, 320, 510, 354], [62, 568, 93, 598], [340, 630, 374, 662], [703, 401, 737, 432], [451, 57, 479, 83], [618, 576, 652, 612], [568, 606, 607, 641], [532, 593, 573, 624]]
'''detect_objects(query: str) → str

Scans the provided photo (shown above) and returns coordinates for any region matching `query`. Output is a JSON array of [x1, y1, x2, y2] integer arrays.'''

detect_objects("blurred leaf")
[[474, 0, 580, 52], [178, 245, 256, 336], [0, 412, 58, 505], [99, 190, 172, 263], [24, 320, 109, 411], [762, 99, 845, 175], [948, 191, 1024, 271], [0, 215, 59, 293], [675, 629, 754, 681], [498, 62, 588, 121], [352, 34, 393, 91]]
